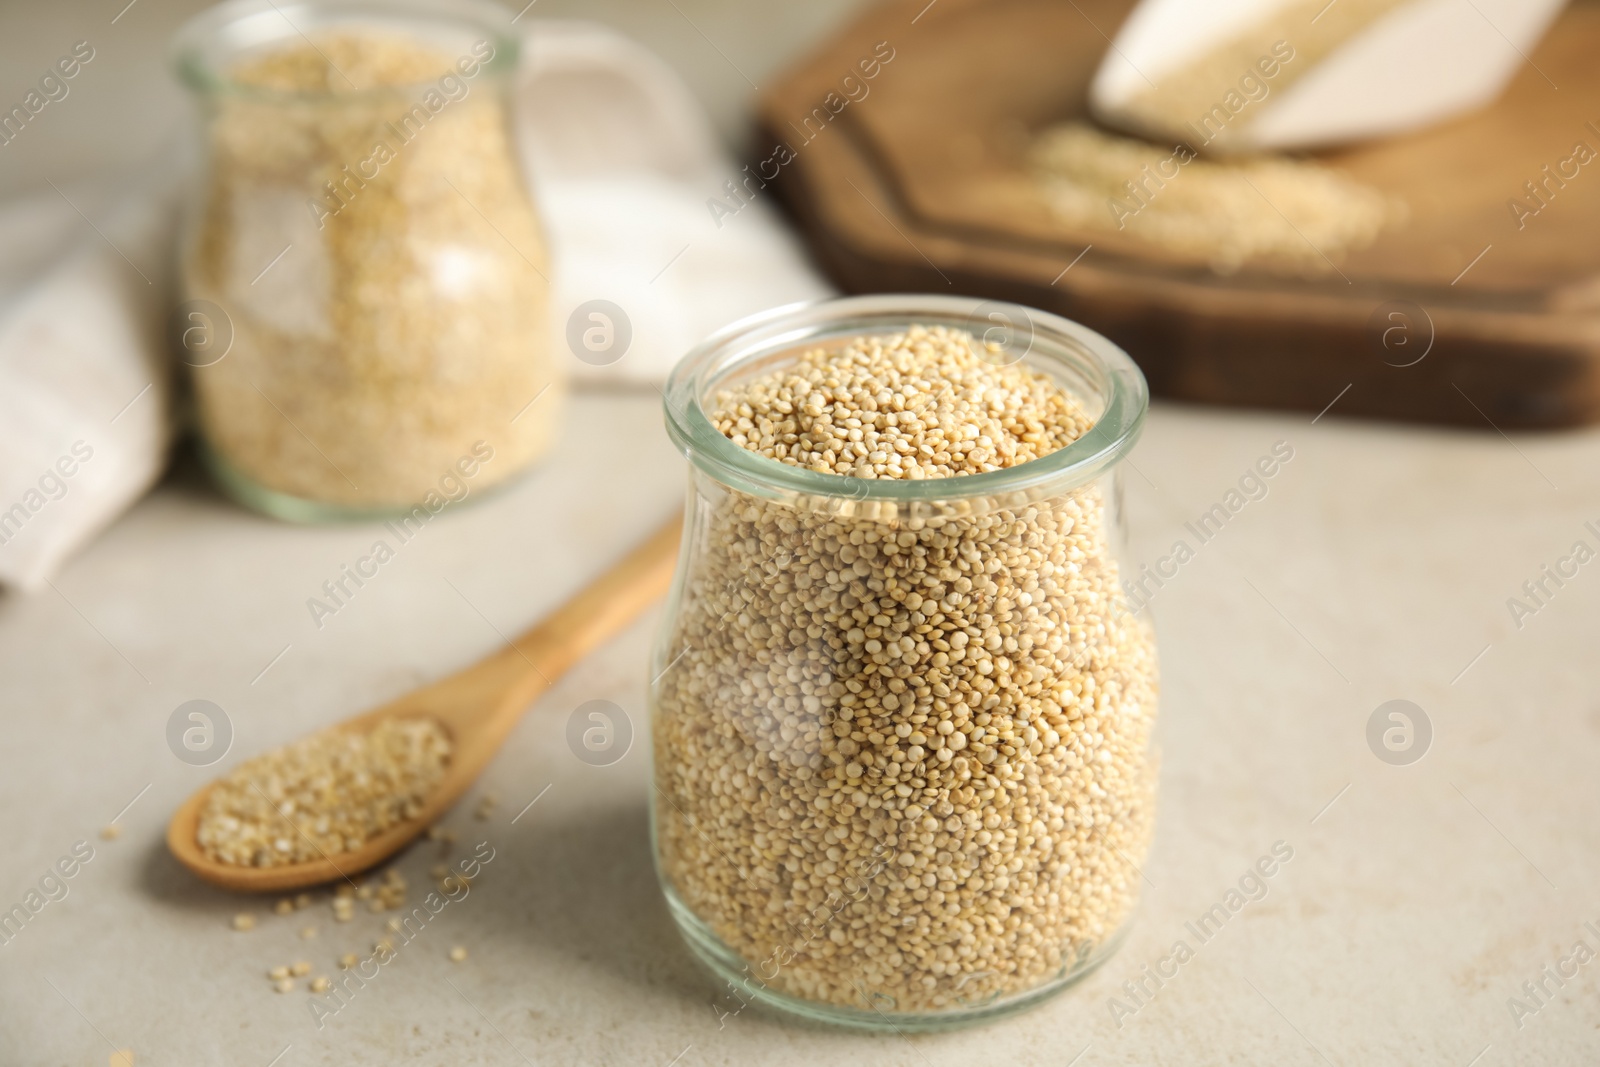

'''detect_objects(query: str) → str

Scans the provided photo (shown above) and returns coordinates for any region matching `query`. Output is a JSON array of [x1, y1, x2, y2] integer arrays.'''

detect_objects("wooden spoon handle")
[[164, 512, 687, 893], [485, 513, 685, 717], [397, 510, 685, 740], [438, 511, 681, 735]]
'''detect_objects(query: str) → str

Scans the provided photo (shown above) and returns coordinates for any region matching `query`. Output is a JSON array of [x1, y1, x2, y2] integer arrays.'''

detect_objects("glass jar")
[[651, 295, 1158, 1031], [172, 0, 562, 521]]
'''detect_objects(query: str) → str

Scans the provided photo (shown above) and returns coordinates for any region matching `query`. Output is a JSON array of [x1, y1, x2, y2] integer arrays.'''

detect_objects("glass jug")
[[651, 295, 1159, 1030], [172, 0, 562, 520]]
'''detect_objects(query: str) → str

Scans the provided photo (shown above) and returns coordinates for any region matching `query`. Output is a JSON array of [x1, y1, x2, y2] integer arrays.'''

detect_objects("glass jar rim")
[[171, 0, 520, 100], [663, 294, 1149, 503]]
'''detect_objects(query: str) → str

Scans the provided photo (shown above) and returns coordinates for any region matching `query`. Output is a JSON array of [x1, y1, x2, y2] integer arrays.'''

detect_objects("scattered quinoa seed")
[[273, 978, 294, 994], [310, 976, 331, 994], [300, 926, 317, 940], [273, 899, 293, 916], [449, 946, 468, 963], [99, 824, 121, 841], [268, 965, 290, 981], [231, 913, 255, 932], [1030, 122, 1395, 274], [339, 953, 358, 970], [291, 961, 311, 977]]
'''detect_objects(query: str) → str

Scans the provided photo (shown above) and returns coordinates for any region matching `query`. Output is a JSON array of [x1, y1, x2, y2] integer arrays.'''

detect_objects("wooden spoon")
[[167, 513, 683, 893]]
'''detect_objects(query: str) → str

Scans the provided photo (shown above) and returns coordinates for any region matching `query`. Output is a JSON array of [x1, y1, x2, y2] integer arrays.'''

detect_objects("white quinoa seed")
[[711, 326, 1091, 479], [195, 718, 451, 867], [231, 913, 255, 932], [654, 325, 1158, 1013]]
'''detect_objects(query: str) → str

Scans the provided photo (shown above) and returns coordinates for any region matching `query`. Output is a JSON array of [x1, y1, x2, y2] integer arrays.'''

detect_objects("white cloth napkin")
[[0, 182, 178, 592], [0, 21, 832, 591]]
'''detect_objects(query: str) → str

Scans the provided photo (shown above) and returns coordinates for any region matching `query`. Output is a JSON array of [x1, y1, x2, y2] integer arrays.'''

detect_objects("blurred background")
[[0, 0, 869, 190]]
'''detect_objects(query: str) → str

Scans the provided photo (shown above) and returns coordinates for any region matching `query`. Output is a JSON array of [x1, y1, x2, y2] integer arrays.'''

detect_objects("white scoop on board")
[[1089, 0, 1568, 153]]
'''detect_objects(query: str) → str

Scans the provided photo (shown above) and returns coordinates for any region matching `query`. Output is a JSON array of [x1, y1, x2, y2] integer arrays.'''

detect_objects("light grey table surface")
[[3, 2, 1600, 1066], [4, 393, 1598, 1066]]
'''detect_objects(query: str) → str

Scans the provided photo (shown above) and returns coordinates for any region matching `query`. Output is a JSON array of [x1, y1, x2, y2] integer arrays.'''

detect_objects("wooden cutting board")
[[756, 0, 1600, 428]]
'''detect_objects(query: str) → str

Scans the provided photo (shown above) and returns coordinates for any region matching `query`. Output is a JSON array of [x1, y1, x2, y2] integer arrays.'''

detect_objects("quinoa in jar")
[[651, 296, 1158, 1031], [172, 0, 562, 520]]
